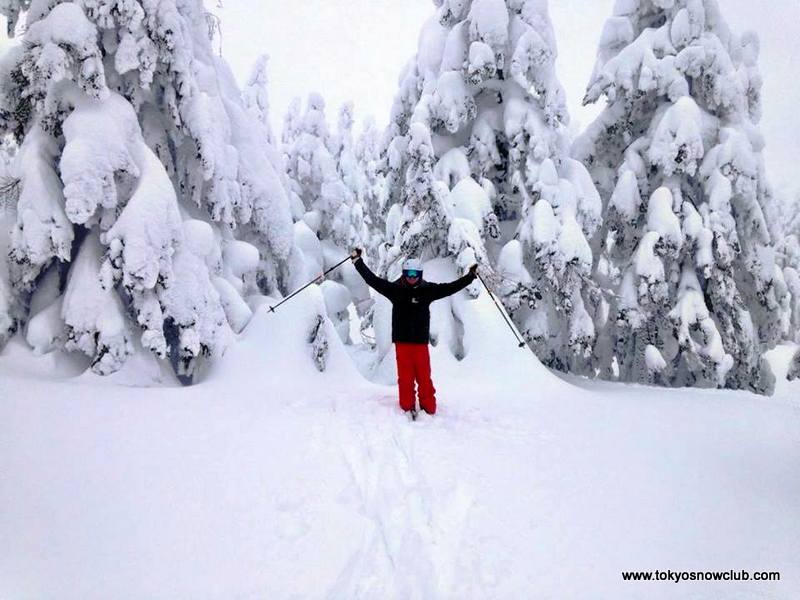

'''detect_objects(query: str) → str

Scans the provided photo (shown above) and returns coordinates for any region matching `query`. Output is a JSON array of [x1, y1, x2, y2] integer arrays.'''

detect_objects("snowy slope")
[[1, 290, 799, 599]]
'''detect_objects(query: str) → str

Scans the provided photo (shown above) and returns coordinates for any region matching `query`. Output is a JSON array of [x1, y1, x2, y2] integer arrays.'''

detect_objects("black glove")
[[468, 264, 478, 278], [350, 248, 362, 261]]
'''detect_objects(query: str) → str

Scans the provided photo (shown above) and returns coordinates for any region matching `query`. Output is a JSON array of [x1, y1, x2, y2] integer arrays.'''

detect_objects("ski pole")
[[268, 255, 351, 313], [476, 271, 527, 348]]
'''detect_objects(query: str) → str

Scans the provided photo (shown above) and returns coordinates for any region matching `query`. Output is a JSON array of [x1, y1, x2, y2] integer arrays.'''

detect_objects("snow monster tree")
[[0, 0, 295, 380], [355, 116, 388, 263], [381, 0, 602, 374], [283, 94, 365, 255], [779, 194, 800, 381], [574, 0, 788, 393]]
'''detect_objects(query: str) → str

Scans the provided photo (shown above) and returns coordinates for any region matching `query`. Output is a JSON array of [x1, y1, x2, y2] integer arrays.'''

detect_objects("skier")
[[350, 248, 478, 417]]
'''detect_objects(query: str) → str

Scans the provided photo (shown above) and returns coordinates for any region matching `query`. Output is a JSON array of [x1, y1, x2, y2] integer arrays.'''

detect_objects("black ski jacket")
[[354, 258, 476, 344]]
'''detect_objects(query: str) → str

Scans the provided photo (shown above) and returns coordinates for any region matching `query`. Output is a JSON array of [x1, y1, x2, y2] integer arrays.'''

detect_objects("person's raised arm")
[[351, 249, 398, 300], [424, 264, 478, 301]]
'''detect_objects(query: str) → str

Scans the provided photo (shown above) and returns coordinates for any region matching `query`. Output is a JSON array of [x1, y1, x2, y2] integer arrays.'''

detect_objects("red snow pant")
[[394, 342, 437, 414]]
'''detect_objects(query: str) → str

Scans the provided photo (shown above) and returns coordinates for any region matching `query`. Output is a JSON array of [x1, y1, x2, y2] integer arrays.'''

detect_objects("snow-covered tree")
[[574, 0, 787, 393], [777, 192, 800, 344], [0, 137, 18, 346], [281, 96, 374, 349], [379, 1, 503, 276], [281, 96, 302, 150], [380, 119, 489, 282], [497, 155, 601, 374], [779, 192, 800, 382], [283, 94, 364, 252], [381, 0, 602, 373], [233, 57, 300, 298], [0, 0, 295, 380], [242, 54, 275, 145], [788, 350, 800, 381], [329, 102, 355, 174], [328, 102, 368, 252], [355, 117, 388, 261]]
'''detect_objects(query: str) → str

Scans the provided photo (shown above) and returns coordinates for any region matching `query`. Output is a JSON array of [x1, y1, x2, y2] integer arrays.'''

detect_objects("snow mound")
[[205, 289, 371, 397]]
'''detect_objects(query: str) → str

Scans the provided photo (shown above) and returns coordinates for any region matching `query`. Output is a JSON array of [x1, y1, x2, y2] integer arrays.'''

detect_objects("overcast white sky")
[[214, 0, 799, 197]]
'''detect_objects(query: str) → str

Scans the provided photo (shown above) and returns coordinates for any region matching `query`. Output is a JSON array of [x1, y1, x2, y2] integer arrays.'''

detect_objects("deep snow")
[[1, 287, 798, 599]]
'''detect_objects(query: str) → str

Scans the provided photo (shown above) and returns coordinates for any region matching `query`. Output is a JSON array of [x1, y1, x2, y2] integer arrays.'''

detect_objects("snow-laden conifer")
[[381, 0, 602, 373], [575, 0, 786, 393], [0, 0, 295, 379], [778, 193, 800, 344], [242, 54, 275, 145], [284, 94, 364, 253], [355, 117, 387, 261], [0, 140, 18, 347]]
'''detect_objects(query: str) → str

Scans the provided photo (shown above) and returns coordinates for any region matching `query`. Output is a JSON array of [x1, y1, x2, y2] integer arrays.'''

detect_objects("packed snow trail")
[[326, 395, 441, 599], [1, 293, 799, 599]]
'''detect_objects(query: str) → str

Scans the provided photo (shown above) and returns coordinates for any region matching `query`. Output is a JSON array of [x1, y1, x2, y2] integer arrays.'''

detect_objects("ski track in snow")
[[327, 393, 476, 599]]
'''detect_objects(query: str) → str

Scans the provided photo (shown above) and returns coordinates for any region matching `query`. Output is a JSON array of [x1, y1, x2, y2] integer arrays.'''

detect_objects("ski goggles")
[[403, 269, 422, 279]]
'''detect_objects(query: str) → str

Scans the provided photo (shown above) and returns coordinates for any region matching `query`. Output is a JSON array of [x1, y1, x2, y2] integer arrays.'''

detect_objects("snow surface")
[[1, 291, 798, 599]]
